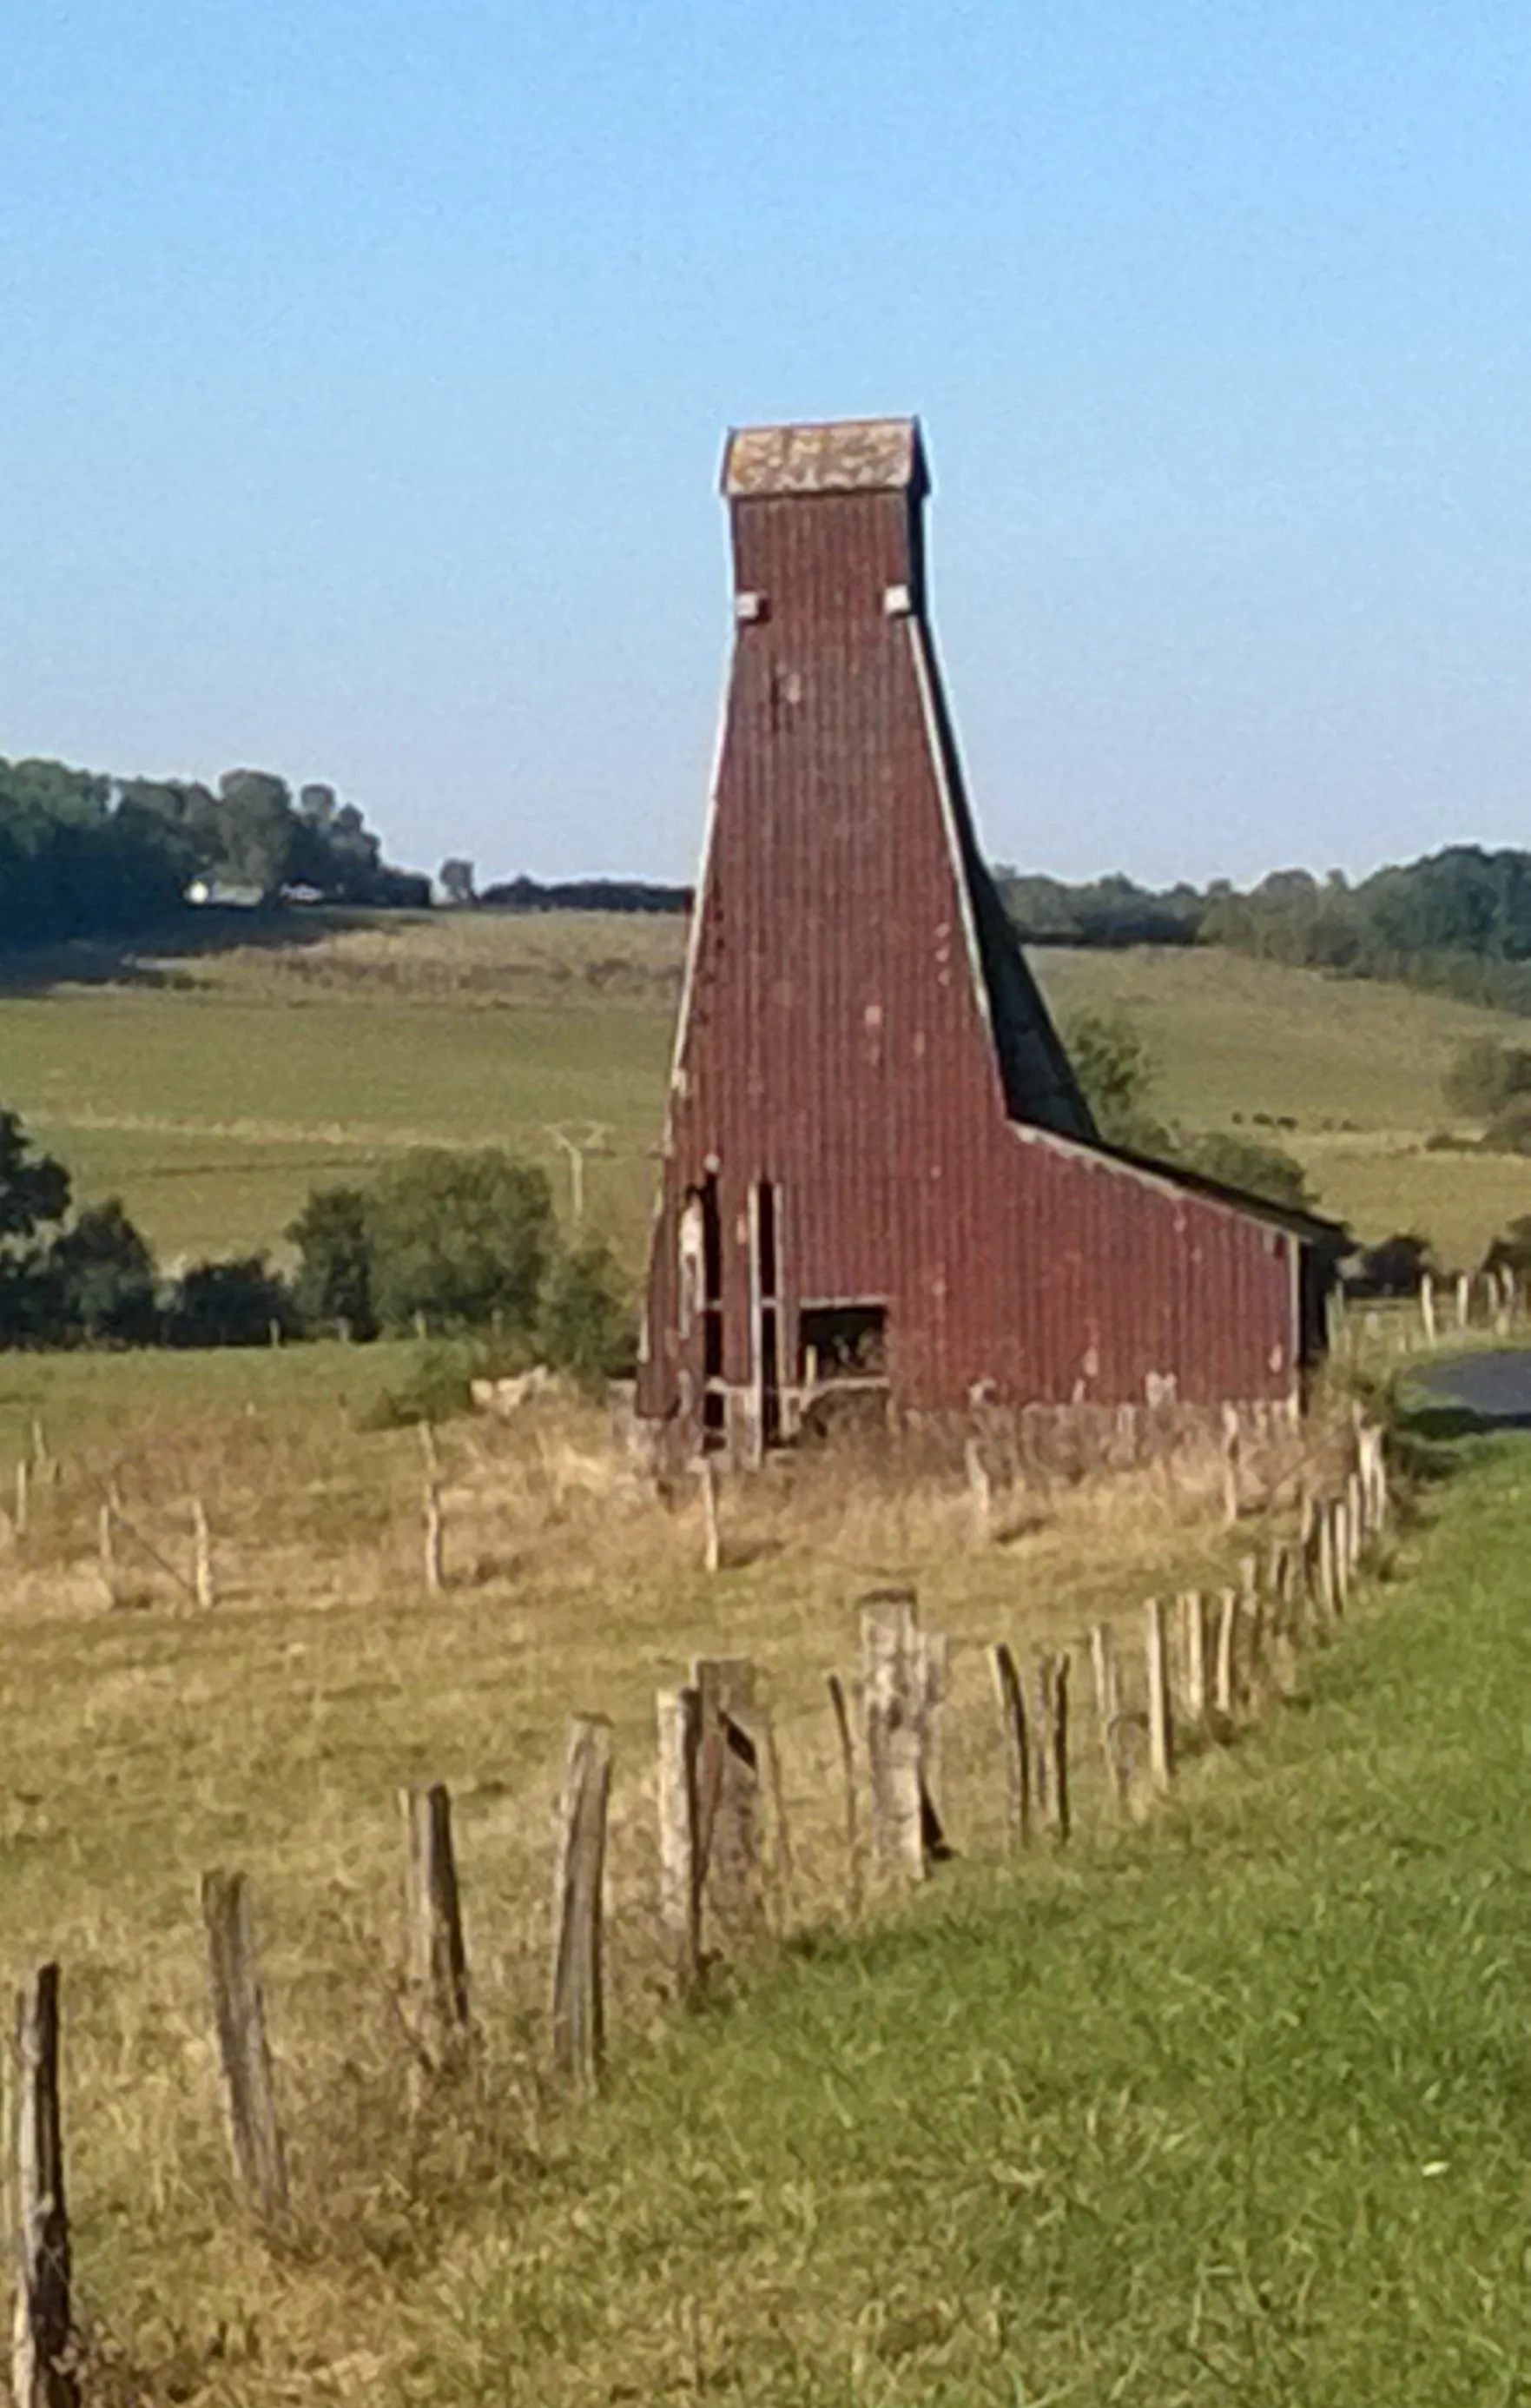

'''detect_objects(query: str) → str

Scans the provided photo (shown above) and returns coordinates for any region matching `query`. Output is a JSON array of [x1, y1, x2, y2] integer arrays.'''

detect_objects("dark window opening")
[[799, 1303, 887, 1385]]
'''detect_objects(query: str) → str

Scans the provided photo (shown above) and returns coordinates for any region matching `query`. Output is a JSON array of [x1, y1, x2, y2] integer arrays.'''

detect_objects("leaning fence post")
[[826, 1673, 862, 1912], [201, 1871, 288, 2221], [1088, 1621, 1130, 1809], [400, 1784, 472, 2069], [550, 1716, 611, 2089], [11, 1963, 76, 2408], [989, 1642, 1031, 1848], [1145, 1598, 1174, 1791]]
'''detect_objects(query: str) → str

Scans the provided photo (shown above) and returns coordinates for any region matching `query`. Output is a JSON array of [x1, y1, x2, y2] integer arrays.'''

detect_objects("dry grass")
[[0, 1340, 1343, 2402]]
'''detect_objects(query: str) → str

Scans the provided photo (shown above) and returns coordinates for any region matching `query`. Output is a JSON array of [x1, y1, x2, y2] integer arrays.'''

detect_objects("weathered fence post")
[[1455, 1270, 1470, 1330], [861, 1590, 932, 1881], [657, 1685, 703, 1993], [1420, 1273, 1436, 1345], [11, 1964, 76, 2408], [964, 1436, 993, 1544], [201, 1870, 288, 2221], [699, 1457, 721, 1575], [1038, 1651, 1071, 1842], [1345, 1471, 1365, 1571], [1315, 1503, 1338, 1623], [400, 1784, 472, 2069], [14, 1456, 29, 1542], [1212, 1587, 1240, 1724], [550, 1716, 611, 2088], [1330, 1497, 1351, 1613], [1088, 1620, 1130, 1809], [1178, 1590, 1209, 1728], [422, 1479, 445, 1594], [191, 1498, 216, 1610], [691, 1656, 766, 1947], [989, 1642, 1031, 1847], [96, 1502, 118, 1609], [1145, 1598, 1174, 1791], [826, 1673, 862, 1911]]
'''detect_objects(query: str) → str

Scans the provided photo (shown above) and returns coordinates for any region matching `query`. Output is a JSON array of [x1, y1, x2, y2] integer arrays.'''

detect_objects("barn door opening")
[[751, 1181, 782, 1453]]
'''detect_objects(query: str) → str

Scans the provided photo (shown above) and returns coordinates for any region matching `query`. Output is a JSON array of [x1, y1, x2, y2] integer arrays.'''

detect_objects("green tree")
[[49, 1199, 157, 1344], [366, 1149, 555, 1336], [1170, 1129, 1317, 1215], [287, 1186, 376, 1338], [538, 1238, 635, 1390], [1063, 1008, 1167, 1150]]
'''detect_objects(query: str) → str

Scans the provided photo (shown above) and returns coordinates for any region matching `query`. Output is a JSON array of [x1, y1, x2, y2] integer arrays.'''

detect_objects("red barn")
[[637, 418, 1341, 1459]]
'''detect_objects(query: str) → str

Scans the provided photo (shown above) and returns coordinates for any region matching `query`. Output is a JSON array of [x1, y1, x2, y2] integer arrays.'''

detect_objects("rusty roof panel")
[[723, 417, 925, 498]]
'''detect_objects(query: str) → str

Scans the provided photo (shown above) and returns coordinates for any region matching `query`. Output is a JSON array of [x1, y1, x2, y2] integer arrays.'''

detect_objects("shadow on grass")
[[0, 905, 381, 997]]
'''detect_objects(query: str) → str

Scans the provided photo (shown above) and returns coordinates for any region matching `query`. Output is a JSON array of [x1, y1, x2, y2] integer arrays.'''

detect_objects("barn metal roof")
[[722, 417, 927, 499]]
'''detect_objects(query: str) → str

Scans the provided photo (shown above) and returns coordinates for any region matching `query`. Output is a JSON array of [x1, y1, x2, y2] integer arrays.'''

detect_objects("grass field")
[[2, 910, 1528, 1267], [2, 1358, 1521, 2403], [1, 910, 1526, 2400]]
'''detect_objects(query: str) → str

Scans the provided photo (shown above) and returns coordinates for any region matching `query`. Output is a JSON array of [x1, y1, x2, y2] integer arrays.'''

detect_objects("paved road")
[[1411, 1348, 1531, 1427]]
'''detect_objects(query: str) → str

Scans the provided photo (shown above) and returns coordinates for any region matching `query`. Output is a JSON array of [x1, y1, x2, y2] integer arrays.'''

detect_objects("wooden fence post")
[[861, 1590, 928, 1881], [1330, 1498, 1351, 1614], [422, 1479, 445, 1594], [191, 1498, 216, 1610], [1420, 1273, 1436, 1345], [14, 1456, 29, 1542], [826, 1673, 862, 1912], [400, 1784, 472, 2068], [1212, 1587, 1240, 1724], [964, 1436, 993, 1543], [691, 1657, 766, 1948], [1455, 1271, 1470, 1330], [11, 1964, 76, 2408], [1088, 1620, 1130, 1809], [550, 1716, 611, 2089], [1178, 1590, 1209, 1728], [1039, 1652, 1071, 1842], [201, 1871, 288, 2221], [96, 1503, 119, 1609], [1345, 1471, 1365, 1571], [699, 1458, 721, 1575], [989, 1642, 1031, 1847], [1145, 1598, 1174, 1791], [657, 1685, 702, 1993]]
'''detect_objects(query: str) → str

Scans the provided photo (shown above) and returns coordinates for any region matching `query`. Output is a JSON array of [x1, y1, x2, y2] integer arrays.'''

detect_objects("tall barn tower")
[[638, 418, 1338, 1457]]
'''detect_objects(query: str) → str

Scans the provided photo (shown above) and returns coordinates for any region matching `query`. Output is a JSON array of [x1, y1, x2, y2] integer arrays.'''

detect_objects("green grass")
[[3, 911, 1529, 1268], [406, 1432, 1531, 2405]]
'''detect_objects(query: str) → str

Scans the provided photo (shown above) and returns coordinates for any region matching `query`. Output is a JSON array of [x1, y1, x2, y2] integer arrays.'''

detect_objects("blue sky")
[[3, 1, 1528, 887]]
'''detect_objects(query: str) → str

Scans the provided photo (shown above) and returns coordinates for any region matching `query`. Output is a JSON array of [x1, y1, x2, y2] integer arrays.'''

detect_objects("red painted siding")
[[638, 443, 1304, 1433]]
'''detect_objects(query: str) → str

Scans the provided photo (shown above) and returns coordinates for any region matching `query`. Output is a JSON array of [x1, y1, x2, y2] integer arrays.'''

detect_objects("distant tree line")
[[0, 1108, 634, 1396], [997, 847, 1531, 1016], [474, 875, 692, 915], [0, 755, 426, 943]]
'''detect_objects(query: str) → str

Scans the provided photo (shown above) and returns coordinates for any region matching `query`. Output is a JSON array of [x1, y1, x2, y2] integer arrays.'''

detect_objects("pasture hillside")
[[1, 909, 1528, 1265]]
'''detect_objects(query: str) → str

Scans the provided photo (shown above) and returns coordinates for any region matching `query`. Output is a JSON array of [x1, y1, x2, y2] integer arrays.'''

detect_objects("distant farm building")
[[637, 418, 1343, 1458]]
